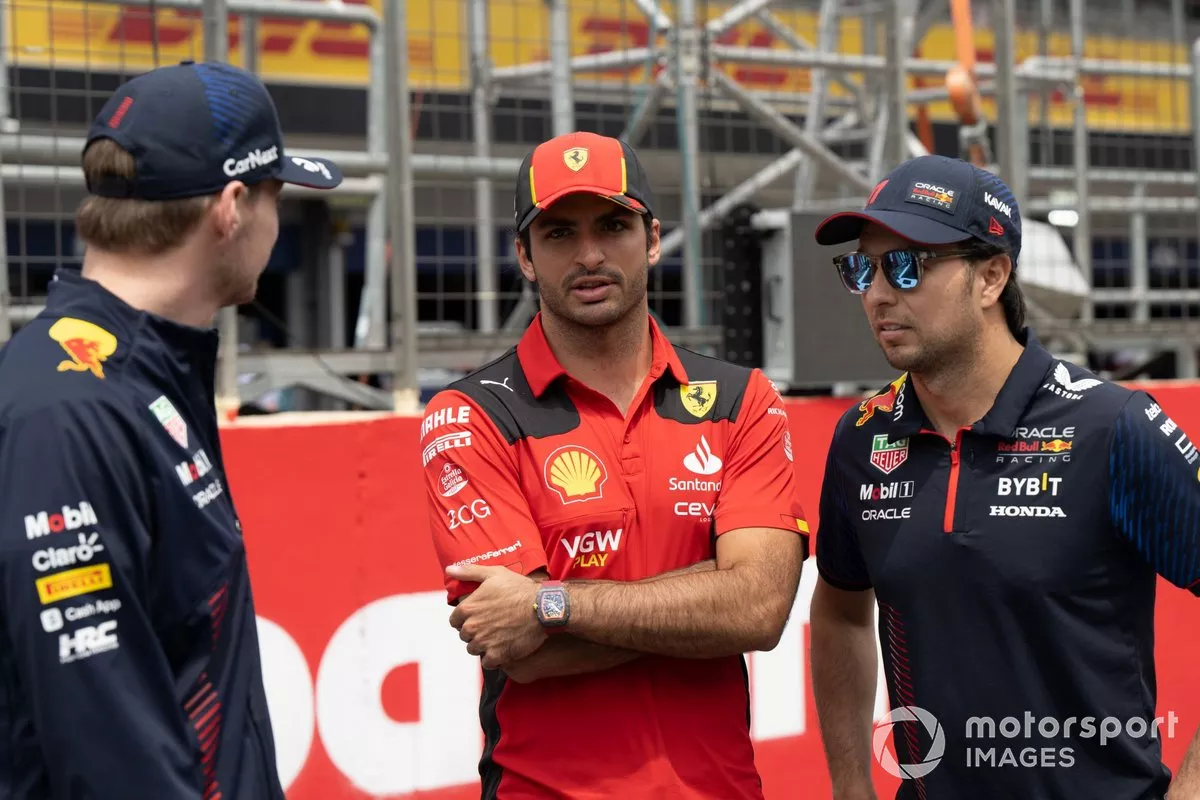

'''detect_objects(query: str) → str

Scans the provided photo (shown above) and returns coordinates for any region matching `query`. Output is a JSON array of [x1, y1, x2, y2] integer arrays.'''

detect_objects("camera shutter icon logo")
[[873, 705, 946, 779]]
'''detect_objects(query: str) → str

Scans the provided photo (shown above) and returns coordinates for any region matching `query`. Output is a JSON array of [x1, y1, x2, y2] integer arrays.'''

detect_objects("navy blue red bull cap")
[[815, 155, 1022, 263], [84, 60, 342, 200]]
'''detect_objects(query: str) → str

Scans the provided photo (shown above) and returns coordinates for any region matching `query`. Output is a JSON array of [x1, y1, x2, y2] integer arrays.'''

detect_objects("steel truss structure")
[[3, 0, 1200, 410]]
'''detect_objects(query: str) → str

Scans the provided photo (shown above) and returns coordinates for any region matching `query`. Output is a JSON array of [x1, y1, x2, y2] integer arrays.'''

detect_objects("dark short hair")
[[961, 239, 1025, 336]]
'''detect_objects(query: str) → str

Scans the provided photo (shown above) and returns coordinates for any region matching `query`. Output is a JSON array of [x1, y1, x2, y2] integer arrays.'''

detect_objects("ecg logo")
[[873, 705, 946, 780]]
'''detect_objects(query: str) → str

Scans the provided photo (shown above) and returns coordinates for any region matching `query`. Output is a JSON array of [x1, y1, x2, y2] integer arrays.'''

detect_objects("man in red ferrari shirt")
[[420, 131, 809, 799]]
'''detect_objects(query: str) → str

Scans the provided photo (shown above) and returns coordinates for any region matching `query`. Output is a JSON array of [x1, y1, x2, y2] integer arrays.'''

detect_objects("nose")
[[862, 263, 898, 311], [574, 231, 605, 270]]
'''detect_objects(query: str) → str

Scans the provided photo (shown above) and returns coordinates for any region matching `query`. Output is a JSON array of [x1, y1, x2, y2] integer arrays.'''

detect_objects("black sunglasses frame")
[[832, 248, 982, 295]]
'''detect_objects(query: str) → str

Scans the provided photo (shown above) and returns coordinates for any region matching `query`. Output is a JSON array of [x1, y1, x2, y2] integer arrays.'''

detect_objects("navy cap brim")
[[815, 209, 972, 247], [276, 154, 343, 190]]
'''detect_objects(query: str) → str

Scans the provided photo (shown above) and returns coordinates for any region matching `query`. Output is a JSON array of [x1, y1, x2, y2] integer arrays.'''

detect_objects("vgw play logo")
[[873, 706, 946, 779]]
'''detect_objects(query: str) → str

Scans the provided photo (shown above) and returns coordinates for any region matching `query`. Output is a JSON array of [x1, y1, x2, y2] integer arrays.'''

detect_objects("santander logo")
[[683, 436, 723, 476]]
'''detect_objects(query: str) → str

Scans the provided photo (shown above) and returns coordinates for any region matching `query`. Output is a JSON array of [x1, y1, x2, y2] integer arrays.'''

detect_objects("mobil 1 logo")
[[860, 481, 915, 501]]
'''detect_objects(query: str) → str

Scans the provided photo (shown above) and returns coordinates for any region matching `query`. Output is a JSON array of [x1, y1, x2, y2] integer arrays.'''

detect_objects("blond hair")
[[75, 139, 218, 255]]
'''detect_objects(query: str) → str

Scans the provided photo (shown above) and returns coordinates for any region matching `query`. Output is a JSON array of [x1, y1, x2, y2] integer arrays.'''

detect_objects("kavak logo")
[[563, 147, 588, 172], [680, 381, 717, 418], [870, 434, 909, 475], [544, 446, 609, 505], [48, 318, 117, 379], [149, 396, 189, 449]]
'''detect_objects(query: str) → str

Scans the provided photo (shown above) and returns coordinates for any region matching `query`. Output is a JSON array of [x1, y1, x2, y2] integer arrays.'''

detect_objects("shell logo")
[[543, 446, 608, 505]]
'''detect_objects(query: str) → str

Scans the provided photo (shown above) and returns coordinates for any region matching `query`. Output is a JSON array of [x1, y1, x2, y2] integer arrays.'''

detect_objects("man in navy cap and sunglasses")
[[0, 61, 340, 798], [806, 155, 1200, 800]]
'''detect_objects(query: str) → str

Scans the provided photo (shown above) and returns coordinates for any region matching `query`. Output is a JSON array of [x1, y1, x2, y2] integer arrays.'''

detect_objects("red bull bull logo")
[[856, 374, 908, 427], [48, 318, 118, 379]]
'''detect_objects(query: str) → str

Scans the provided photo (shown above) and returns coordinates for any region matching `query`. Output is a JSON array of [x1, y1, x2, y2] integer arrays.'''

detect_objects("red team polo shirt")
[[421, 314, 808, 799]]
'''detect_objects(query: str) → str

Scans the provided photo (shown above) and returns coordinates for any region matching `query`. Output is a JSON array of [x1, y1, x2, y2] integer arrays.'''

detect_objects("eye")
[[601, 218, 629, 232], [545, 227, 572, 240]]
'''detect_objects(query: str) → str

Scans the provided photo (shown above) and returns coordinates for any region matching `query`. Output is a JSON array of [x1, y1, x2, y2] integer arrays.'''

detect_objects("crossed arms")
[[448, 525, 806, 681]]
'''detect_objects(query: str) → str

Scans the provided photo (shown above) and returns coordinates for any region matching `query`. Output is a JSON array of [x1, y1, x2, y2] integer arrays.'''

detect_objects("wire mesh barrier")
[[2, 0, 1200, 408]]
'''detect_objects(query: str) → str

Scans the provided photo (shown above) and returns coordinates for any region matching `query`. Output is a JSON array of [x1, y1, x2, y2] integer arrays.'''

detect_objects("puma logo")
[[480, 378, 513, 392]]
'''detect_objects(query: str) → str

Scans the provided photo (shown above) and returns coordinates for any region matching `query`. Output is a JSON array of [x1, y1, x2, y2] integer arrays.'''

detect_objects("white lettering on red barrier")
[[255, 558, 893, 794]]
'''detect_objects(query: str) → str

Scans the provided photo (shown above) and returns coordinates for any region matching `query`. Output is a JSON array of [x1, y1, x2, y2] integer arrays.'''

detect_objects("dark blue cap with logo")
[[84, 60, 342, 200], [815, 154, 1022, 264]]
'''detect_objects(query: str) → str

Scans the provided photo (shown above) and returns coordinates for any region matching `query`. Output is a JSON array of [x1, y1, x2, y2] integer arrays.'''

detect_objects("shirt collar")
[[44, 267, 222, 385], [889, 328, 1054, 440], [517, 312, 689, 398]]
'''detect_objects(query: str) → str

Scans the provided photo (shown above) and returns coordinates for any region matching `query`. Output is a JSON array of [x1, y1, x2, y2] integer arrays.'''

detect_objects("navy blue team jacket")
[[0, 269, 284, 799], [818, 330, 1200, 800]]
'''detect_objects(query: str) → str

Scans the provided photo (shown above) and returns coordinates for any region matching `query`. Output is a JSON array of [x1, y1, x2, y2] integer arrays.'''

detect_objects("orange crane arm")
[[945, 0, 989, 165]]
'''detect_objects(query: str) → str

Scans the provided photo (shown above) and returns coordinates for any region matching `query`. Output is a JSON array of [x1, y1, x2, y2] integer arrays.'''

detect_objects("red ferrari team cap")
[[514, 131, 656, 232]]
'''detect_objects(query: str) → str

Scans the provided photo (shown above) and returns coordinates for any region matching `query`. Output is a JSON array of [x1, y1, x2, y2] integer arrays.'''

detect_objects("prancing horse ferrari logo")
[[680, 381, 717, 418], [563, 147, 589, 172]]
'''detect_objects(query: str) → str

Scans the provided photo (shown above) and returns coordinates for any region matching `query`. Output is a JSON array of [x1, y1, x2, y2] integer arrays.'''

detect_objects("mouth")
[[571, 277, 616, 291], [874, 322, 911, 339], [569, 276, 618, 303]]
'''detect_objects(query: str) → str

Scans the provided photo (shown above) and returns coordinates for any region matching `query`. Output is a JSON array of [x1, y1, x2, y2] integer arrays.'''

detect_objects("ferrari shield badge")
[[680, 381, 717, 418]]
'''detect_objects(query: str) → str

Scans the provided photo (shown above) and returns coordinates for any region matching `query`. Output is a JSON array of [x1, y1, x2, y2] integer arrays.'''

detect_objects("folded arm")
[[501, 559, 716, 683], [562, 527, 804, 659]]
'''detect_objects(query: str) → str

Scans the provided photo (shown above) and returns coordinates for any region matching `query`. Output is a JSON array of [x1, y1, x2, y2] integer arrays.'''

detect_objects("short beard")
[[883, 271, 981, 377], [534, 254, 650, 330]]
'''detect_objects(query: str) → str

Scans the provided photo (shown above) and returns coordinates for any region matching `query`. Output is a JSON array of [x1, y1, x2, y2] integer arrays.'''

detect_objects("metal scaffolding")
[[4, 0, 1200, 401]]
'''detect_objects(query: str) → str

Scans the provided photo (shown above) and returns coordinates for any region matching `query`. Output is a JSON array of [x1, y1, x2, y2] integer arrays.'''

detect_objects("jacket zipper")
[[921, 427, 967, 533], [944, 429, 964, 534]]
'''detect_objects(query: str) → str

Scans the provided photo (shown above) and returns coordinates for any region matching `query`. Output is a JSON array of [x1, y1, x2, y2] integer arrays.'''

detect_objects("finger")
[[481, 651, 503, 670], [459, 626, 473, 644], [467, 640, 485, 657], [446, 563, 504, 583]]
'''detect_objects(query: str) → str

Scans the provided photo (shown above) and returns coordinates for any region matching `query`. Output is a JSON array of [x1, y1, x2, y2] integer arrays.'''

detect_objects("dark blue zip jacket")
[[0, 269, 284, 799]]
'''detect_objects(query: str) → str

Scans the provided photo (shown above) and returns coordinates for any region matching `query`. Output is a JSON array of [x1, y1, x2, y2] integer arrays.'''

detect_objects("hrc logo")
[[544, 446, 608, 505]]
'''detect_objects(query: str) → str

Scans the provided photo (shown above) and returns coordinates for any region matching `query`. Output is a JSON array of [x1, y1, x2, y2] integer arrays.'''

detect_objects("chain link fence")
[[4, 0, 1200, 401]]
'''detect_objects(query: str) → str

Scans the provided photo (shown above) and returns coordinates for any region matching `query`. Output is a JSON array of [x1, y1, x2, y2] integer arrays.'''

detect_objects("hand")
[[447, 564, 547, 669]]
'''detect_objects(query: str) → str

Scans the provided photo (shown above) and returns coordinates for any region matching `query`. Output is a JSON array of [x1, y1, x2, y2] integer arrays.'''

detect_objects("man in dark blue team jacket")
[[808, 154, 1200, 800], [0, 61, 341, 798]]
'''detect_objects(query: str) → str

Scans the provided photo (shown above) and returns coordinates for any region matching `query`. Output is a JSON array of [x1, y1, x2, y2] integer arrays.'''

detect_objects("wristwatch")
[[534, 581, 570, 632]]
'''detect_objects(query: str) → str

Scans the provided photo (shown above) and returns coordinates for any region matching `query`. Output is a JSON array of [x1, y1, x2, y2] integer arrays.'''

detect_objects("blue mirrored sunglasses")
[[833, 248, 979, 294]]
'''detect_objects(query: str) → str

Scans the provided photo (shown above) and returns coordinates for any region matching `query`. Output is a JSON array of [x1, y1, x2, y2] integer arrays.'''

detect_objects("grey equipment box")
[[754, 209, 896, 392]]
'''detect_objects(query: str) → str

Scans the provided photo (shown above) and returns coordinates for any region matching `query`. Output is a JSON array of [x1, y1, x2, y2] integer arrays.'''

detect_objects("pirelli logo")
[[422, 431, 472, 467], [36, 564, 113, 605]]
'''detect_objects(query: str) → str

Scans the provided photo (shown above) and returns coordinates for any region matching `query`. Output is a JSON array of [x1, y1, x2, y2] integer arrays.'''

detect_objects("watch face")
[[539, 590, 566, 621]]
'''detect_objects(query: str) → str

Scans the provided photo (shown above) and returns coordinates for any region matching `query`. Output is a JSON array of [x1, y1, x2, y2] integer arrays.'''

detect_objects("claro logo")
[[253, 562, 882, 796]]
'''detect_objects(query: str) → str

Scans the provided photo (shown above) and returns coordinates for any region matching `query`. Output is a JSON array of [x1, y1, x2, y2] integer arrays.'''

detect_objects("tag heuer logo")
[[870, 434, 909, 475], [149, 395, 189, 449]]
